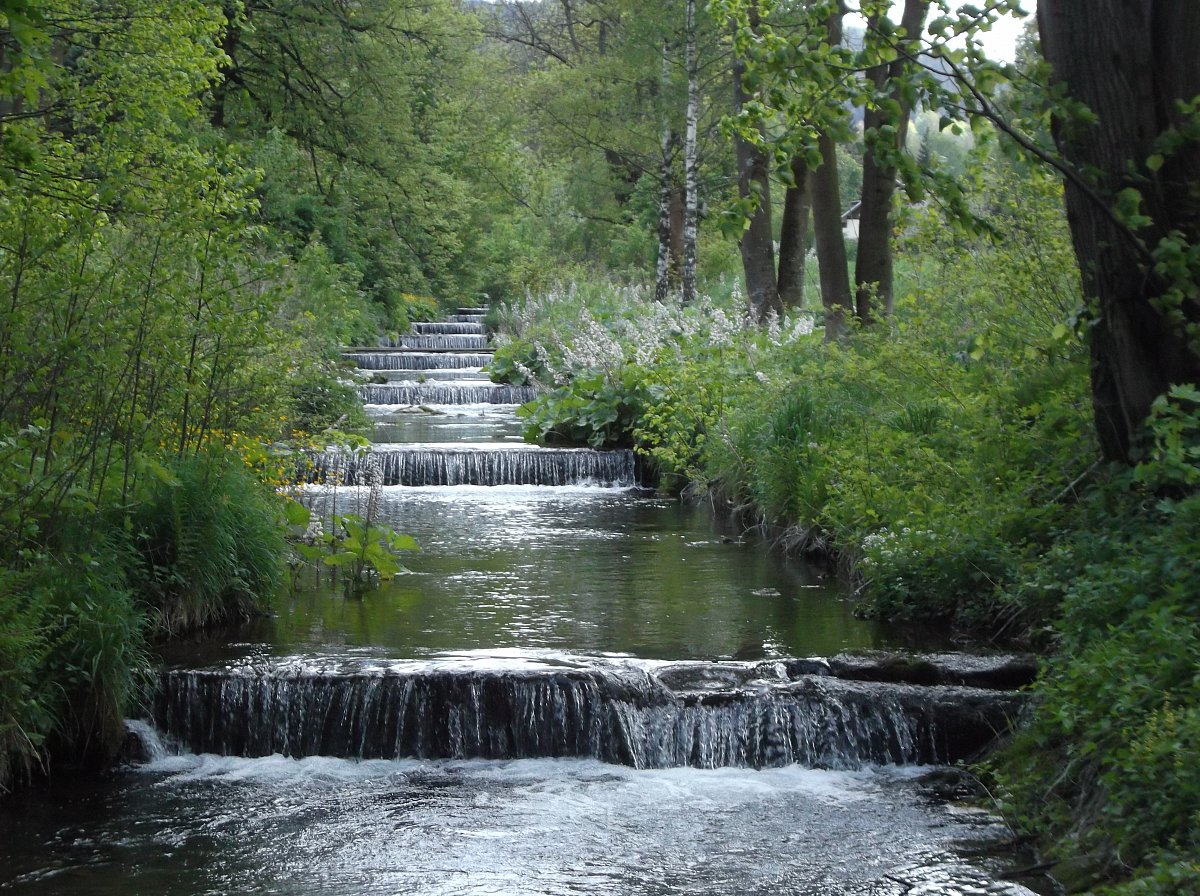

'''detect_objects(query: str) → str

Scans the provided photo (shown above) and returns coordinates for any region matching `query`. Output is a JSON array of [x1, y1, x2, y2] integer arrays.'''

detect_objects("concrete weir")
[[152, 654, 1026, 769]]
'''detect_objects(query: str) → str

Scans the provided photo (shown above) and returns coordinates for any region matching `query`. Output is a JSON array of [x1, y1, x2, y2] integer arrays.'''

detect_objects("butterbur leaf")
[[284, 499, 311, 527], [368, 552, 402, 579], [387, 531, 419, 551], [295, 544, 325, 561]]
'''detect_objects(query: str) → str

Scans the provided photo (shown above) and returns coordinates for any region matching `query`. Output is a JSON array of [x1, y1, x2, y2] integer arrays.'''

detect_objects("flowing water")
[[0, 310, 1050, 895]]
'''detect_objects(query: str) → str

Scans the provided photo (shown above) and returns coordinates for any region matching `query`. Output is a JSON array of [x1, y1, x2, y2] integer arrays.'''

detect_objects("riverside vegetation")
[[2, 2, 1198, 896], [490, 153, 1200, 894], [0, 0, 459, 791]]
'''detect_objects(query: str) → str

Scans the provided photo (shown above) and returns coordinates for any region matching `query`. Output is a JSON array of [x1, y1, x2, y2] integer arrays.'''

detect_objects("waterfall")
[[359, 383, 536, 405], [152, 660, 1022, 769], [344, 352, 494, 370], [391, 334, 489, 351], [304, 445, 639, 487], [413, 321, 487, 335], [374, 368, 485, 381]]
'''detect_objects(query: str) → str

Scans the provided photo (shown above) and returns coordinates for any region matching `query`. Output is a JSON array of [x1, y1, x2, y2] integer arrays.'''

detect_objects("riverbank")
[[488, 271, 1200, 893]]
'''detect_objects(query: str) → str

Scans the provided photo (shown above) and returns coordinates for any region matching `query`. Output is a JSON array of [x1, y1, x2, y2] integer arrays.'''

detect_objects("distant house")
[[842, 200, 861, 240]]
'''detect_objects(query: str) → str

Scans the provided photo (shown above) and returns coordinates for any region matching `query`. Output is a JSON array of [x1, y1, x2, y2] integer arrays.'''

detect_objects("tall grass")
[[0, 446, 288, 791], [132, 449, 287, 635]]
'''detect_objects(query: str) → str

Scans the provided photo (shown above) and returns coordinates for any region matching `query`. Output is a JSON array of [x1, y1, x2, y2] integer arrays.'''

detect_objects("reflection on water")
[[169, 484, 944, 667], [367, 404, 526, 444]]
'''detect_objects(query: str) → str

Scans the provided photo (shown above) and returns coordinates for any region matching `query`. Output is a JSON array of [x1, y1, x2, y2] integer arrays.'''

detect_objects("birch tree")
[[682, 0, 701, 303]]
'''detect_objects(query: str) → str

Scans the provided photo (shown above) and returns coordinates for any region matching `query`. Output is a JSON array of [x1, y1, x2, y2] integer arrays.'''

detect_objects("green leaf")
[[387, 531, 419, 552], [323, 551, 359, 568], [284, 499, 311, 527], [295, 544, 325, 561]]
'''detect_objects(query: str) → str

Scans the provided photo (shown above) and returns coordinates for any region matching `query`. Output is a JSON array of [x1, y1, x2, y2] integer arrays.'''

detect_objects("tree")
[[730, 6, 781, 321], [209, 0, 485, 307], [1037, 1, 1200, 463], [807, 1, 854, 338], [776, 151, 811, 308], [682, 0, 700, 303], [484, 0, 731, 291], [854, 0, 929, 322]]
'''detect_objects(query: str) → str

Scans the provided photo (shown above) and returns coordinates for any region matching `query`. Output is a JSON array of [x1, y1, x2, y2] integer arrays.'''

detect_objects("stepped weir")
[[306, 444, 638, 487], [359, 382, 537, 405], [344, 351, 493, 370], [153, 656, 1022, 769], [28, 304, 1046, 896]]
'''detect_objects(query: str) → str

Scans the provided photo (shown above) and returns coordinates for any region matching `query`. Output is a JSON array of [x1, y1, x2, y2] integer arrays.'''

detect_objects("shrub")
[[0, 518, 147, 787], [996, 482, 1200, 891], [520, 366, 652, 449], [131, 448, 287, 635], [385, 292, 442, 333], [287, 362, 371, 435]]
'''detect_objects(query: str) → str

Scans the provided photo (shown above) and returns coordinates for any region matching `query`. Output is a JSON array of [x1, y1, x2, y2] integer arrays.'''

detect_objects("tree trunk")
[[561, 0, 582, 60], [210, 2, 244, 129], [681, 0, 700, 304], [809, 4, 854, 341], [655, 140, 674, 302], [1038, 0, 1200, 463], [669, 186, 685, 279], [811, 135, 854, 340], [854, 0, 928, 323], [733, 33, 779, 322], [778, 154, 810, 308]]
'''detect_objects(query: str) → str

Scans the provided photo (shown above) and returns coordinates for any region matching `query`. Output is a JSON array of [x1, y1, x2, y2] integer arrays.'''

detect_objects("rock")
[[916, 766, 988, 801], [828, 651, 1038, 690]]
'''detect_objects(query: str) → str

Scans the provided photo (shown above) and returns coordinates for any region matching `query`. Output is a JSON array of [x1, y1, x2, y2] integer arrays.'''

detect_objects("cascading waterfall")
[[152, 660, 1021, 769], [374, 368, 485, 381], [412, 321, 487, 335], [245, 309, 1025, 779], [359, 383, 536, 405], [328, 310, 646, 489], [304, 445, 639, 487], [345, 351, 493, 370], [390, 334, 489, 351]]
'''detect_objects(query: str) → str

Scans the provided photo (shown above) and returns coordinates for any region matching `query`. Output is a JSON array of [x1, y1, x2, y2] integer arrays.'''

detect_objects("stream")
[[0, 311, 1050, 895]]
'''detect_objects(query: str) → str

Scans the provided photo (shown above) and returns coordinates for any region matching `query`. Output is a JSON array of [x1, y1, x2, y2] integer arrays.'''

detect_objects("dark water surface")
[[163, 483, 918, 669]]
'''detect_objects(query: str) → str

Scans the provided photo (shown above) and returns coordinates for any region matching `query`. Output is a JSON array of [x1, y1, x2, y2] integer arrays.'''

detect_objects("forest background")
[[0, 2, 1197, 894]]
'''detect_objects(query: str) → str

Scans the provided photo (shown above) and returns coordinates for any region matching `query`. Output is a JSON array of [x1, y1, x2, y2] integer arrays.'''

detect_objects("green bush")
[[287, 362, 371, 435], [996, 483, 1200, 891], [131, 449, 287, 635], [0, 441, 295, 791], [33, 550, 148, 771], [488, 338, 548, 386], [279, 239, 383, 349], [385, 292, 443, 334], [519, 365, 652, 449], [0, 569, 55, 789], [0, 515, 147, 787]]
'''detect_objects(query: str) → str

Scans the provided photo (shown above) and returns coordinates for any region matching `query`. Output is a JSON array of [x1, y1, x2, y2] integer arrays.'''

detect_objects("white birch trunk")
[[681, 0, 700, 304]]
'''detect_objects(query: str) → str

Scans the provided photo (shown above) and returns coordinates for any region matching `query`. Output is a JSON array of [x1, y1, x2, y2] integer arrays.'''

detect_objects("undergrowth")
[[0, 445, 288, 791], [490, 159, 1200, 893]]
